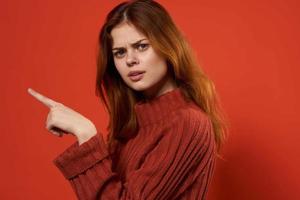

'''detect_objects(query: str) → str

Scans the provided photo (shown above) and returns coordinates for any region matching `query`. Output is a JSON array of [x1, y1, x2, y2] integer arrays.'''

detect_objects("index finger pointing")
[[27, 88, 58, 108]]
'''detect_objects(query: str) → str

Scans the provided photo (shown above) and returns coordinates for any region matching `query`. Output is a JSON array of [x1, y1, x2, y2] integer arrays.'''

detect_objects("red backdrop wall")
[[1, 0, 299, 199]]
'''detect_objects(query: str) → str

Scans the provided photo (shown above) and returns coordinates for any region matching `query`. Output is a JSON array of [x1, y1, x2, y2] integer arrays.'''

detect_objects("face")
[[111, 22, 176, 98]]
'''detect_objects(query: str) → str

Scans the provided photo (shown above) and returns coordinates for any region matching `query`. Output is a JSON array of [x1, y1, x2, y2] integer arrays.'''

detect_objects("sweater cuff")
[[53, 133, 110, 179]]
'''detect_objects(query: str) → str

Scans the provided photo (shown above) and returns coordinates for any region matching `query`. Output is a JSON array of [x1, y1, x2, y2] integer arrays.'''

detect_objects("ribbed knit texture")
[[53, 87, 217, 200]]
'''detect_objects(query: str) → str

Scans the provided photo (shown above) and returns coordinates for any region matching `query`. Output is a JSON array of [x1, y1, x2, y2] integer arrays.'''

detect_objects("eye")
[[137, 43, 149, 51], [113, 49, 126, 58]]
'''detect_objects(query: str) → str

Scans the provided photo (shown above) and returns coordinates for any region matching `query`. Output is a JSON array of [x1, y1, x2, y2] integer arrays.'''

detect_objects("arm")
[[53, 110, 216, 200]]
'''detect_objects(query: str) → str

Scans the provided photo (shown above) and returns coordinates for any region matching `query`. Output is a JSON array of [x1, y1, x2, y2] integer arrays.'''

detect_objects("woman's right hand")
[[27, 88, 97, 145]]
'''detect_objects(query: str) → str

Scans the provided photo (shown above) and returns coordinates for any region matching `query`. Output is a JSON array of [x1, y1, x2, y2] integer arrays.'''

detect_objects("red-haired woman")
[[28, 0, 228, 199]]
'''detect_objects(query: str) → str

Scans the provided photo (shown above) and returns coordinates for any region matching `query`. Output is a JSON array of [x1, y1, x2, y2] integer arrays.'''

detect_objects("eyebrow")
[[112, 38, 147, 51]]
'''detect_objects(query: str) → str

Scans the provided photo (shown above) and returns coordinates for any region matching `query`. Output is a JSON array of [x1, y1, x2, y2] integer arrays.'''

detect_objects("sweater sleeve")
[[53, 110, 216, 200]]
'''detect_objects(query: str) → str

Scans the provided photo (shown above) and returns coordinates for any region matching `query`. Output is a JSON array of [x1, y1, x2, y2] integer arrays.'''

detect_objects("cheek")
[[114, 60, 126, 77], [145, 53, 168, 76], [153, 64, 167, 79]]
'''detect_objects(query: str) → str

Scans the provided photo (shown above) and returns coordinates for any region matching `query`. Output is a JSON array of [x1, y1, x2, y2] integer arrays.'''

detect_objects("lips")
[[127, 70, 145, 77], [128, 71, 145, 82]]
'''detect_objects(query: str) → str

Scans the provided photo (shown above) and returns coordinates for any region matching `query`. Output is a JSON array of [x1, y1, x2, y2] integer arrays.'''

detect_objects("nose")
[[126, 50, 139, 67]]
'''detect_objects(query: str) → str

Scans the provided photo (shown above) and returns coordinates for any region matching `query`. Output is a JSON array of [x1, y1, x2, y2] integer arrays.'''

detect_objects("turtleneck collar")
[[134, 87, 191, 127]]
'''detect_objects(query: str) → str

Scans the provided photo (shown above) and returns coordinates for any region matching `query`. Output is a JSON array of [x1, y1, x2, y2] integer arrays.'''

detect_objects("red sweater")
[[53, 88, 217, 200]]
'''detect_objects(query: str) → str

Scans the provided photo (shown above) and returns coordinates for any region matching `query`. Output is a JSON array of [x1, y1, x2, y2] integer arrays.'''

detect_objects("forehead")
[[111, 23, 147, 48]]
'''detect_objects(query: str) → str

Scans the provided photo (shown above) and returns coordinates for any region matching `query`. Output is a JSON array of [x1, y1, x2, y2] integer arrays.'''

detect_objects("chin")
[[127, 81, 153, 92], [129, 84, 148, 92]]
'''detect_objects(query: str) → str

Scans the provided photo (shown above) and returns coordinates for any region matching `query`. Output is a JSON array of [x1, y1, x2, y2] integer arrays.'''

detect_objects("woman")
[[28, 0, 228, 199]]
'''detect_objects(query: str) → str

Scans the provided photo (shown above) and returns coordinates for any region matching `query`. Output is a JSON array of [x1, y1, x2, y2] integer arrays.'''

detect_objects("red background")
[[1, 0, 299, 199]]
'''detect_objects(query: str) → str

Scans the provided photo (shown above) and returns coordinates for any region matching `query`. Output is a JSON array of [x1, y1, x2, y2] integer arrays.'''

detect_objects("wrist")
[[77, 131, 97, 145], [76, 121, 97, 145]]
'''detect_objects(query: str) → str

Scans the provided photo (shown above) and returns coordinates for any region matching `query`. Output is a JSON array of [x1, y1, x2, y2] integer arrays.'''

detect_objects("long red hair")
[[96, 0, 229, 156]]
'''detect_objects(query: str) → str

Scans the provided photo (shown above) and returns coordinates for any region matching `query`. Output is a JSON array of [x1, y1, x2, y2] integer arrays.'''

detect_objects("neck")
[[142, 73, 177, 100]]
